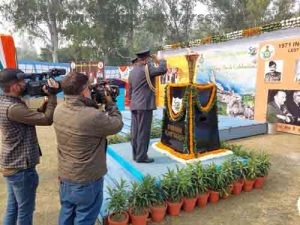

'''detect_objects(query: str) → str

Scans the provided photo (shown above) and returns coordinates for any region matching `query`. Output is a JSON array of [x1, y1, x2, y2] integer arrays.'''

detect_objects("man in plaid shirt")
[[0, 68, 59, 225]]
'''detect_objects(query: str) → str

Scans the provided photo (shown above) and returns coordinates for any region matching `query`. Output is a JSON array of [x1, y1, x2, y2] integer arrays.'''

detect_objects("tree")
[[197, 0, 272, 33], [269, 0, 297, 21], [197, 0, 298, 36], [0, 0, 67, 62]]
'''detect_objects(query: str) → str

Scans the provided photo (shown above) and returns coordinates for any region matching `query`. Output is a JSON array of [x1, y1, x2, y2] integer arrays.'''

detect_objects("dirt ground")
[[0, 127, 299, 225]]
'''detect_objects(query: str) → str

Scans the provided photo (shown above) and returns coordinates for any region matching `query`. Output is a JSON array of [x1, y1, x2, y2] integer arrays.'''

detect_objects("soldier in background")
[[265, 61, 282, 82]]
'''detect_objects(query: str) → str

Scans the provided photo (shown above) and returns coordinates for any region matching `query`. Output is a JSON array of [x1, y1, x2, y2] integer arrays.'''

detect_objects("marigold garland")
[[188, 89, 195, 155], [155, 141, 230, 161], [163, 16, 300, 50], [193, 84, 216, 113], [163, 83, 218, 155], [242, 27, 262, 37], [165, 84, 189, 122]]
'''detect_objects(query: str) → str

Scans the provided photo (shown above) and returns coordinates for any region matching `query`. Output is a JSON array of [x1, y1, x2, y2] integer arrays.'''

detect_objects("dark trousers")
[[131, 110, 153, 161]]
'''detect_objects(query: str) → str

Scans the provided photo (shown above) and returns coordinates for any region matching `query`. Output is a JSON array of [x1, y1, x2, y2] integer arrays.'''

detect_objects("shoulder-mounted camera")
[[17, 68, 66, 97]]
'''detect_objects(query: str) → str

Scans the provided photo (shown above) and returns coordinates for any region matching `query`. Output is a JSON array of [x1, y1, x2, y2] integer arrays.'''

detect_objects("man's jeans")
[[59, 177, 104, 225], [3, 168, 39, 225]]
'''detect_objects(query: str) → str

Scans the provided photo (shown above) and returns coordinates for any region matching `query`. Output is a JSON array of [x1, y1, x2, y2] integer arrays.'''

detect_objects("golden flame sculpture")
[[185, 50, 199, 84]]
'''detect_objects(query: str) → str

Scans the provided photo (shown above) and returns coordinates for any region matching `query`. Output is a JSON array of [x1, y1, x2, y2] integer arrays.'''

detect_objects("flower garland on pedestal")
[[160, 83, 219, 159]]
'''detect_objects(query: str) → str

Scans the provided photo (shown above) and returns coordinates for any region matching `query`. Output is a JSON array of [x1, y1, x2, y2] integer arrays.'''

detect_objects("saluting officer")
[[128, 49, 167, 163]]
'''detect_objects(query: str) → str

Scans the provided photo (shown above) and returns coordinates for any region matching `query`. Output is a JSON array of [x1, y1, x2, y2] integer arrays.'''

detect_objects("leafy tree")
[[197, 0, 298, 35], [198, 0, 271, 32], [0, 0, 67, 62], [269, 0, 297, 21]]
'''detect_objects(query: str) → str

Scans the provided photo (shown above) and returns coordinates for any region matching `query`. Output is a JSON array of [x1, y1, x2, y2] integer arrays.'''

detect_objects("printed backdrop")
[[255, 37, 300, 134], [158, 44, 258, 120]]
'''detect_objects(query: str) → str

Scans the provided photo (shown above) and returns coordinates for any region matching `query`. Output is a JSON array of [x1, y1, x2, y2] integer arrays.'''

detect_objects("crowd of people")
[[0, 50, 166, 225]]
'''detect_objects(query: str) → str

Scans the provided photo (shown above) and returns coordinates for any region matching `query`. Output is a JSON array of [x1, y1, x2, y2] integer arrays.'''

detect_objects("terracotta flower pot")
[[129, 209, 149, 225], [108, 211, 129, 225], [150, 203, 167, 223], [166, 200, 183, 216], [243, 179, 255, 192], [197, 192, 209, 208], [183, 197, 197, 212], [254, 176, 266, 189], [209, 191, 219, 204], [232, 180, 243, 195]]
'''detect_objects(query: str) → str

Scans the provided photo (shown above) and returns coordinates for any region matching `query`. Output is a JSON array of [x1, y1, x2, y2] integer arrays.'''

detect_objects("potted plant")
[[254, 152, 271, 188], [161, 168, 183, 216], [206, 163, 221, 203], [219, 160, 235, 199], [107, 179, 129, 225], [190, 162, 210, 208], [243, 157, 258, 192], [231, 157, 246, 195], [128, 180, 151, 225], [179, 166, 198, 212], [142, 175, 167, 223]]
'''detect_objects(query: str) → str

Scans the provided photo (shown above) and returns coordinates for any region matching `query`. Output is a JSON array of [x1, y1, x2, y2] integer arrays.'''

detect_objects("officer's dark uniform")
[[128, 50, 167, 163]]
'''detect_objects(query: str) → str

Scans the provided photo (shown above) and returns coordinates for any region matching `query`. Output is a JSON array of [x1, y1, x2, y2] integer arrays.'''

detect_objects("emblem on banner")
[[172, 97, 183, 114], [260, 44, 275, 60]]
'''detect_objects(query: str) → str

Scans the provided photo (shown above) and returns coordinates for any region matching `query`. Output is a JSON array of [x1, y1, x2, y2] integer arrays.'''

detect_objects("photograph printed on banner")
[[264, 60, 283, 82], [266, 89, 300, 126], [160, 67, 180, 84], [295, 59, 300, 82]]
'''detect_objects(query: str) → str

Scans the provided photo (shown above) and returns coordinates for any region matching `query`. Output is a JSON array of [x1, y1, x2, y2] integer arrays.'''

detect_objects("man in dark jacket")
[[53, 71, 123, 225], [0, 68, 59, 225], [128, 50, 167, 163], [265, 61, 281, 82], [267, 90, 292, 123], [288, 91, 300, 125]]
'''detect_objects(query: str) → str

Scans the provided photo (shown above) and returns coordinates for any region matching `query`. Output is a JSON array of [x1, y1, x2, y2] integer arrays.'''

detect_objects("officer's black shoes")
[[136, 158, 154, 163]]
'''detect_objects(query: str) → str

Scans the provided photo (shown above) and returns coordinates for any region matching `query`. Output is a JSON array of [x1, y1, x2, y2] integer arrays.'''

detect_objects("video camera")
[[90, 79, 119, 104], [17, 68, 66, 97]]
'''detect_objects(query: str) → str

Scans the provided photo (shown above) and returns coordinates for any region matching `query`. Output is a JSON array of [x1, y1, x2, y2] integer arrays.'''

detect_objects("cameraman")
[[53, 71, 123, 225], [0, 68, 59, 225]]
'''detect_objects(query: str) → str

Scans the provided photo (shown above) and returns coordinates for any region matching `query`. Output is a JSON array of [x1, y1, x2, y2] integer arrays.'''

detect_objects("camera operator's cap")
[[0, 68, 24, 84], [136, 49, 151, 59]]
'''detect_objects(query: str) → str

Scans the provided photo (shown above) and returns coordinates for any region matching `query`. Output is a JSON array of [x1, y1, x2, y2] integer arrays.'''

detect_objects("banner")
[[266, 89, 300, 134], [0, 35, 17, 69], [255, 37, 300, 134], [195, 45, 257, 119], [156, 55, 189, 106], [159, 44, 258, 120]]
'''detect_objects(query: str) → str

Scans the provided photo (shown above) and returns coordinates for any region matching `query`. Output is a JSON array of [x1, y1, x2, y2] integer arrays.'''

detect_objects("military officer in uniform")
[[128, 49, 167, 163], [265, 61, 282, 82]]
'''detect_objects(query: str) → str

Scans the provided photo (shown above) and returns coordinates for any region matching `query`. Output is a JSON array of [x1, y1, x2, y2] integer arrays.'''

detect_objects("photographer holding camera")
[[129, 49, 167, 163], [53, 71, 123, 225], [0, 68, 60, 225]]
